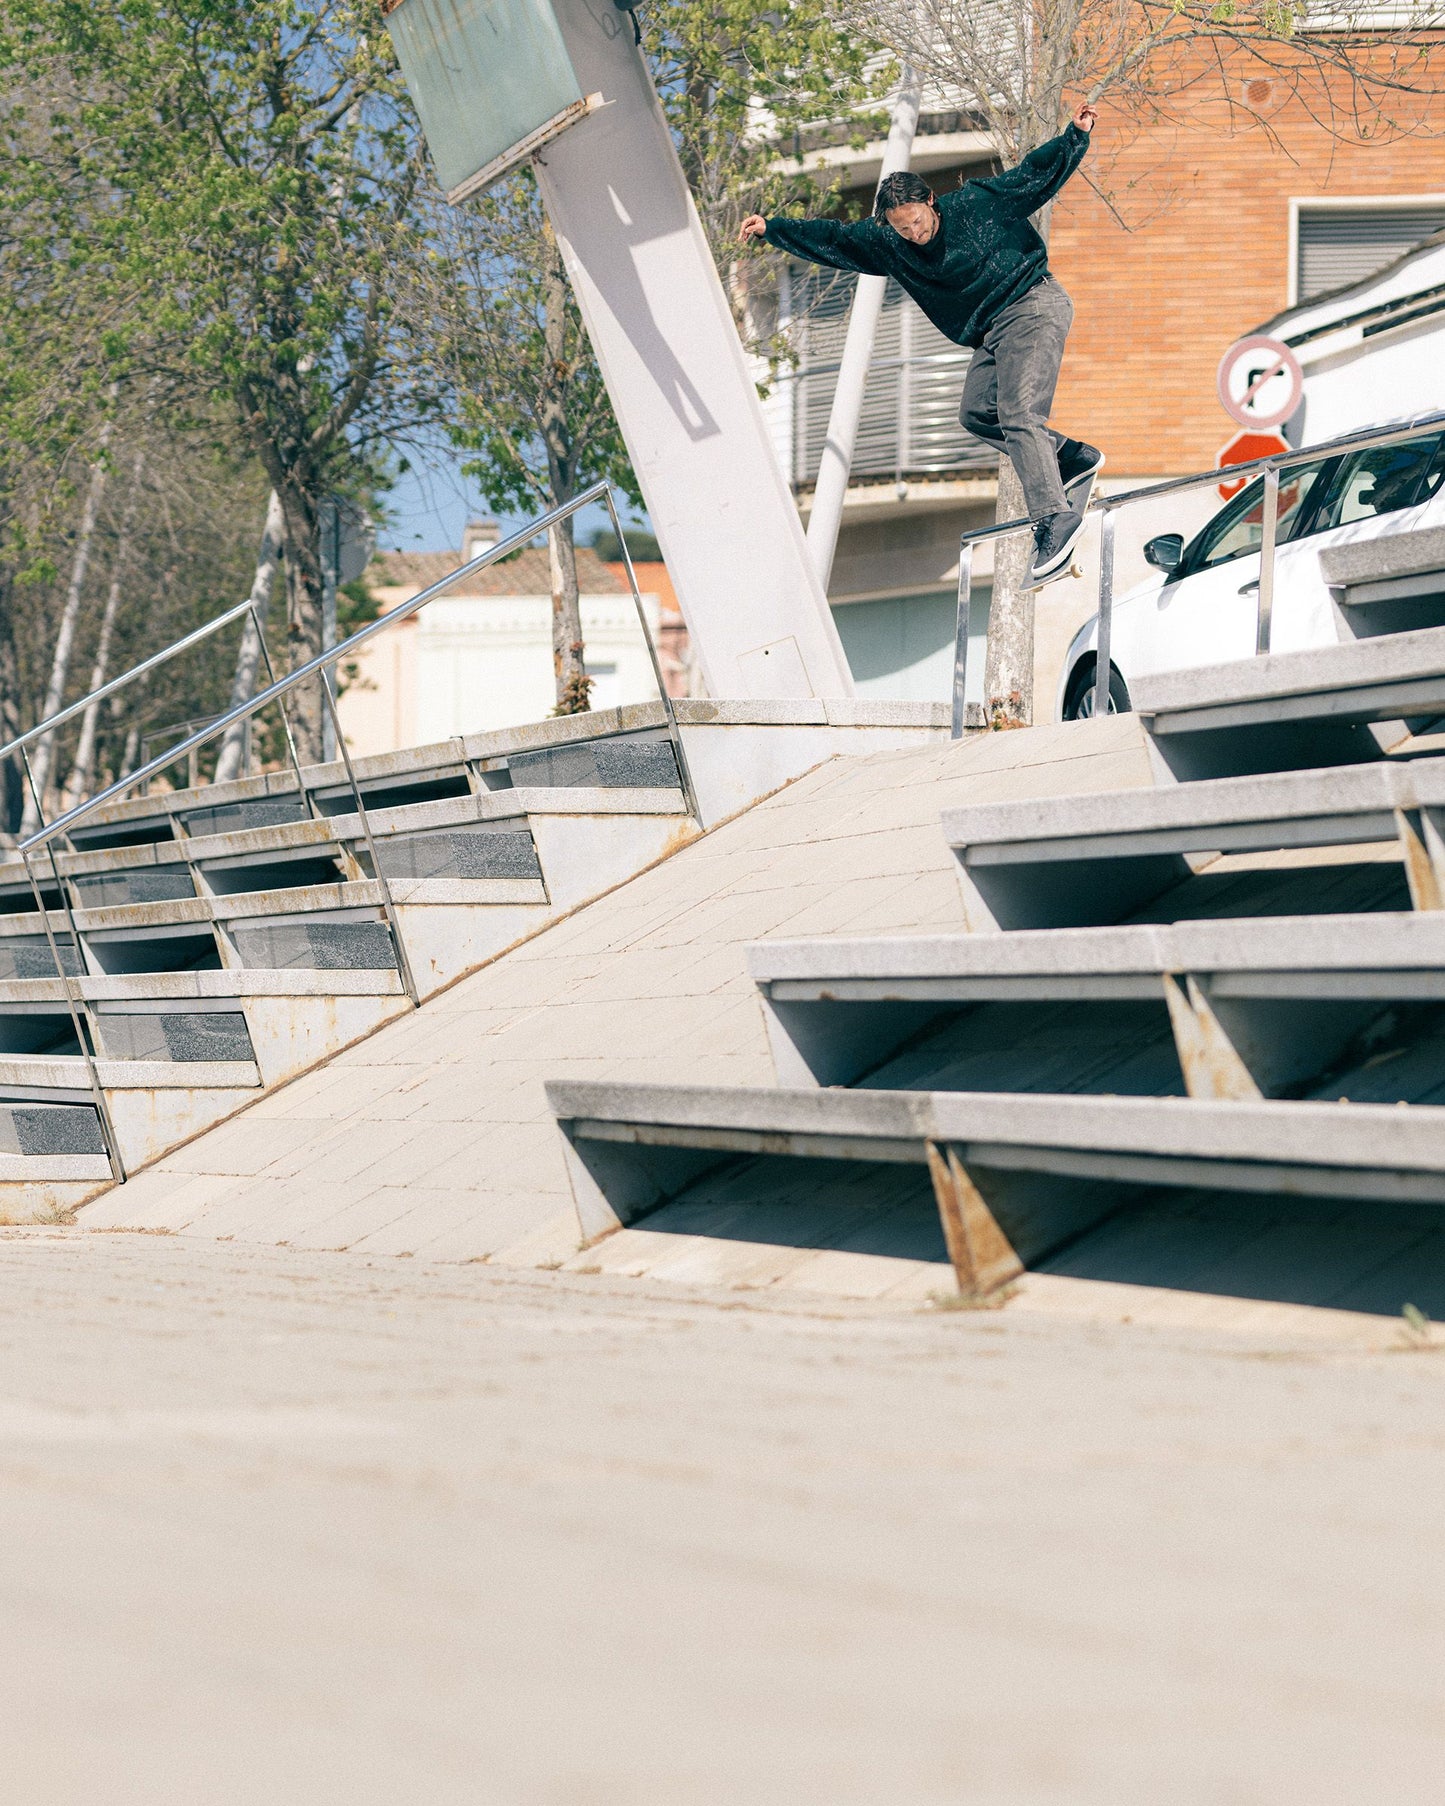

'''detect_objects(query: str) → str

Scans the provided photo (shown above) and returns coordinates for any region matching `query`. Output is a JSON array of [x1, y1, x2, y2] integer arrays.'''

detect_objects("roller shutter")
[[1297, 206, 1445, 302]]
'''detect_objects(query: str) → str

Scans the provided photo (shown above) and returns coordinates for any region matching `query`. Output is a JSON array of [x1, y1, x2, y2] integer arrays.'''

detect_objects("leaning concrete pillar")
[[533, 0, 855, 702]]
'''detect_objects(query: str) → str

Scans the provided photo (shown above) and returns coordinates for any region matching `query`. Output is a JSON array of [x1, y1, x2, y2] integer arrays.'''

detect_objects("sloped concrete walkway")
[[83, 719, 1154, 1271]]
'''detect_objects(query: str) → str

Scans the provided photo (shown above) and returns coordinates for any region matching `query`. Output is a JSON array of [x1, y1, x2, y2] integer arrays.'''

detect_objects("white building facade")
[[338, 523, 663, 758], [1259, 230, 1445, 446]]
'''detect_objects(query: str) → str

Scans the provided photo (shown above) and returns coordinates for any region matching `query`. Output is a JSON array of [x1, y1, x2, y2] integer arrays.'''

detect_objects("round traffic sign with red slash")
[[1216, 427, 1289, 500], [1217, 334, 1303, 430]]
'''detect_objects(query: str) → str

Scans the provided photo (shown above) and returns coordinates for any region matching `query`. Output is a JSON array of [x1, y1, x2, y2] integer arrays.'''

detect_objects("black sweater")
[[762, 124, 1089, 348]]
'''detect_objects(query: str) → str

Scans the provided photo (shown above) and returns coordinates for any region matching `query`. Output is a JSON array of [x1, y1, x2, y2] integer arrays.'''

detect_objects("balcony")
[[768, 273, 997, 489]]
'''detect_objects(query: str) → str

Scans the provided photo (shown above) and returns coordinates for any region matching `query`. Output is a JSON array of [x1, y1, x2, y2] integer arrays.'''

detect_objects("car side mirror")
[[1144, 533, 1184, 573]]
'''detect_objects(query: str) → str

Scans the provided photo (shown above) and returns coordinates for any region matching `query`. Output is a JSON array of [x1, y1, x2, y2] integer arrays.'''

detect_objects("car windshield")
[[1184, 458, 1334, 573], [1312, 432, 1445, 530]]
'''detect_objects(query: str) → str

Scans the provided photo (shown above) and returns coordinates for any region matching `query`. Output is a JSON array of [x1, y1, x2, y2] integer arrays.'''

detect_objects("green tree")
[[0, 1, 440, 760], [415, 170, 636, 714], [645, 0, 887, 351]]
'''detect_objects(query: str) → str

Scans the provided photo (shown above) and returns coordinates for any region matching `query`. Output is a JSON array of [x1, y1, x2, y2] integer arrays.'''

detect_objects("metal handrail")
[[139, 712, 241, 795], [950, 407, 1445, 733], [14, 482, 695, 1184], [1, 593, 262, 780]]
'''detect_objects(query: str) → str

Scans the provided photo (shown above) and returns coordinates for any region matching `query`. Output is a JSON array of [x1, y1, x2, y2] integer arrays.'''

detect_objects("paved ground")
[[3, 1227, 1443, 1804]]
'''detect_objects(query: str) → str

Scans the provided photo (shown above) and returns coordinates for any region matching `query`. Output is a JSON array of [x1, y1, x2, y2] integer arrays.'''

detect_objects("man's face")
[[884, 199, 939, 245]]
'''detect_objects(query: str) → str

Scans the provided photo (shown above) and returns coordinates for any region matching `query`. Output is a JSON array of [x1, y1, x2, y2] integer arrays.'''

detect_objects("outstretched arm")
[[738, 213, 890, 278], [972, 104, 1095, 219]]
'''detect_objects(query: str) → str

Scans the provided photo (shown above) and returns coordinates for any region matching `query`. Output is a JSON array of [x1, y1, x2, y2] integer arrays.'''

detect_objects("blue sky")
[[379, 441, 650, 553]]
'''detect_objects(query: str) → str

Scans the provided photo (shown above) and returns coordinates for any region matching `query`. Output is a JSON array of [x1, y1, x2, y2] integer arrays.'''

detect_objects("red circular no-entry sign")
[[1217, 334, 1304, 430]]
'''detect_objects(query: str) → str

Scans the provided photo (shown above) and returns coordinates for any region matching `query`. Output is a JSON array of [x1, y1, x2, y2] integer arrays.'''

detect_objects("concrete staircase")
[[5, 698, 952, 1218], [0, 709, 699, 1213], [547, 568, 1445, 1299]]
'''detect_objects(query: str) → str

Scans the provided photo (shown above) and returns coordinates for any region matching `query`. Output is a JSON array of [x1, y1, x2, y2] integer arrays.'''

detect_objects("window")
[[1185, 461, 1335, 572], [1315, 434, 1445, 530], [1296, 204, 1445, 303], [786, 274, 990, 485]]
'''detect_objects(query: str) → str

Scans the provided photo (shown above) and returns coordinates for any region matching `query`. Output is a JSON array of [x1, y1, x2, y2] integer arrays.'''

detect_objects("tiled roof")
[[371, 544, 626, 597]]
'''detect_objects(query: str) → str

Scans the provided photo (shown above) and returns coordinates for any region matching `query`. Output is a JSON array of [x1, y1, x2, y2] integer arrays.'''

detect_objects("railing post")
[[17, 746, 125, 1183], [1255, 467, 1281, 657], [249, 605, 314, 816], [603, 487, 704, 827], [951, 542, 973, 740], [1094, 510, 1115, 720], [316, 667, 421, 1009]]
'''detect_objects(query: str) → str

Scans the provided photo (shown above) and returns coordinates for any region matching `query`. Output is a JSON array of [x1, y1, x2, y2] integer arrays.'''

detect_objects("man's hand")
[[1072, 103, 1097, 133], [739, 214, 768, 244]]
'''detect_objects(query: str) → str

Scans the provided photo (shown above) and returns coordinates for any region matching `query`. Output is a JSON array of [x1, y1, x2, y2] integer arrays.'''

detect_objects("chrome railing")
[[950, 407, 1445, 735], [139, 713, 245, 793], [0, 590, 302, 815], [12, 481, 692, 1184]]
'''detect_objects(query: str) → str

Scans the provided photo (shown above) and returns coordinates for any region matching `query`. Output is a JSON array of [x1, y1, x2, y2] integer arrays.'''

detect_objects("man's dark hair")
[[874, 171, 935, 216]]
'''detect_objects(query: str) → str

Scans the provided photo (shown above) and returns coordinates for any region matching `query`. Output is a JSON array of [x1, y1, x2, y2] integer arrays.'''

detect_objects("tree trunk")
[[276, 482, 326, 765], [61, 447, 146, 812], [215, 489, 286, 783], [982, 456, 1034, 728], [0, 599, 24, 835], [549, 516, 590, 714], [540, 223, 590, 716], [981, 183, 1064, 731], [23, 418, 114, 832]]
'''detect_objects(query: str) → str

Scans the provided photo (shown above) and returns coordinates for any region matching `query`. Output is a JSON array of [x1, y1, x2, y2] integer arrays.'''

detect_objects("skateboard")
[[1021, 558, 1086, 594]]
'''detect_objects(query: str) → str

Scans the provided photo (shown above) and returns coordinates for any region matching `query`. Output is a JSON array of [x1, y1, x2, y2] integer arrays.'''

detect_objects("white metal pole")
[[804, 69, 922, 592]]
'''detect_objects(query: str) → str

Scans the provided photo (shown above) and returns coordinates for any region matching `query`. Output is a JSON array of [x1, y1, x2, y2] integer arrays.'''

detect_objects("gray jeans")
[[959, 274, 1074, 520]]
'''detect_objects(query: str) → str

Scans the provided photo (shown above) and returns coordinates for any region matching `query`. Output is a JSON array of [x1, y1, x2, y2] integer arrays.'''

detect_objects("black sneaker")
[[1025, 509, 1086, 590], [1056, 439, 1104, 508]]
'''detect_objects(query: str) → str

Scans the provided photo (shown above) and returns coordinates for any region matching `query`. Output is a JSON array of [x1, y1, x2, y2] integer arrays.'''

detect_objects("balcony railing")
[[776, 276, 997, 488]]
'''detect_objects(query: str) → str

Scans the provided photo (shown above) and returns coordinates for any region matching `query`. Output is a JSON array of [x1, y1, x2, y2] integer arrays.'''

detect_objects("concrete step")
[[1133, 623, 1445, 781], [1320, 522, 1445, 638], [748, 912, 1445, 1104], [547, 1078, 1445, 1296], [0, 1099, 105, 1155], [0, 937, 83, 980], [227, 918, 398, 971], [0, 1050, 259, 1092], [57, 712, 686, 851], [504, 737, 680, 790], [69, 864, 198, 908], [943, 757, 1445, 930], [44, 697, 948, 864], [0, 967, 406, 1184]]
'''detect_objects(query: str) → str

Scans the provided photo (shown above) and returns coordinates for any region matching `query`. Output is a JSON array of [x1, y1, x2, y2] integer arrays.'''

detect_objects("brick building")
[[761, 60, 1445, 717], [1051, 75, 1445, 475]]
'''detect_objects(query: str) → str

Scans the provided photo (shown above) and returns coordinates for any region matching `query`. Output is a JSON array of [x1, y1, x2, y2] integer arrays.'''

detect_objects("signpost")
[[1217, 333, 1303, 431], [382, 0, 601, 201], [1215, 332, 1304, 498]]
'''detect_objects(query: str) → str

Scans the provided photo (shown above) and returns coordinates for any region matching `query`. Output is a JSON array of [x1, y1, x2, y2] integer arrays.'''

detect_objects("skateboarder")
[[741, 105, 1103, 590]]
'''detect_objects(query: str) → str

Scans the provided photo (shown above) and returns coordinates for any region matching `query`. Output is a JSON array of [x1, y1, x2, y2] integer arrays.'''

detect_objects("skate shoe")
[[1056, 439, 1104, 509], [1024, 508, 1086, 590]]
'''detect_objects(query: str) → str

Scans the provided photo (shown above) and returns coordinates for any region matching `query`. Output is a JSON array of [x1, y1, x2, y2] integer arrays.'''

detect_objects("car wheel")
[[1063, 659, 1131, 720]]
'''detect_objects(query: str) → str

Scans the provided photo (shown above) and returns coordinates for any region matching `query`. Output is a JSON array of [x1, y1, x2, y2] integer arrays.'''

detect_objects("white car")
[[1056, 425, 1445, 719]]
